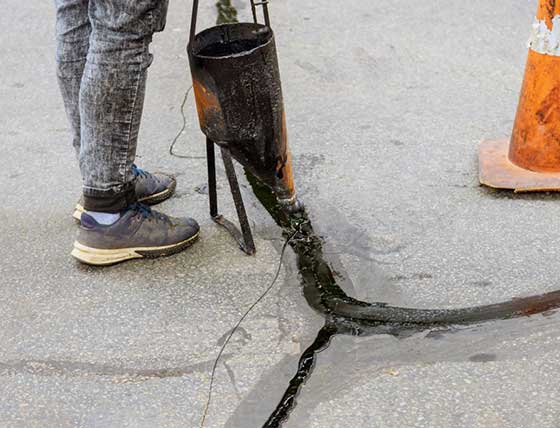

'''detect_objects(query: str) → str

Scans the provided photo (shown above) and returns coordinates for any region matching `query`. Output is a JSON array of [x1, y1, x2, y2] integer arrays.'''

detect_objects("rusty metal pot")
[[186, 0, 300, 254], [187, 3, 295, 203]]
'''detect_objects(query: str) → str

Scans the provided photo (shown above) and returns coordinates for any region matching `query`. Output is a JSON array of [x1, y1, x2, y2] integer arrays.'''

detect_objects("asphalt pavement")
[[2, 0, 560, 427]]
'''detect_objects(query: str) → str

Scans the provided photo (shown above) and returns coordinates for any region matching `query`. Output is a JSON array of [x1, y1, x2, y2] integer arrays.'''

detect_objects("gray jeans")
[[55, 0, 169, 212]]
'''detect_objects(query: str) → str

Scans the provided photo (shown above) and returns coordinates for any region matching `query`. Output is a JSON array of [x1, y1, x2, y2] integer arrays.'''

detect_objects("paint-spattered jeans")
[[55, 0, 168, 212]]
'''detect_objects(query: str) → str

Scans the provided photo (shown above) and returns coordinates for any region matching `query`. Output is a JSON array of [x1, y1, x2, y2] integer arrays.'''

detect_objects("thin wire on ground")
[[200, 233, 296, 427], [169, 85, 205, 160]]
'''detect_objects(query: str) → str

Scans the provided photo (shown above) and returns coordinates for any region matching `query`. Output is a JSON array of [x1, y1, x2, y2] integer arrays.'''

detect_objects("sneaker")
[[72, 165, 177, 221], [71, 203, 199, 266]]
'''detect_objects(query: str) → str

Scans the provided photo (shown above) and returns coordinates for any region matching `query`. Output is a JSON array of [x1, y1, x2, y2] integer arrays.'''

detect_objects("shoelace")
[[132, 164, 149, 179], [129, 202, 170, 224]]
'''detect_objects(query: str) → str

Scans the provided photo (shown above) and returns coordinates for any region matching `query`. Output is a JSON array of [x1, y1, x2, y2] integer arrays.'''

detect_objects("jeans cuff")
[[83, 183, 136, 213]]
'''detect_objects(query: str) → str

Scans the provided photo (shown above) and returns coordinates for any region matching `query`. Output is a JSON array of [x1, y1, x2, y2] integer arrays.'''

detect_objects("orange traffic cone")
[[480, 1, 560, 192]]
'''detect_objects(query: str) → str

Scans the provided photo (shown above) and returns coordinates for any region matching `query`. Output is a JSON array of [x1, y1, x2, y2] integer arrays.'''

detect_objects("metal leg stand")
[[206, 139, 256, 255], [206, 138, 218, 218]]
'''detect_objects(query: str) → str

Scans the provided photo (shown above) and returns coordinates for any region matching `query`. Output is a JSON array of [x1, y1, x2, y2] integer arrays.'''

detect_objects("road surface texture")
[[2, 0, 560, 427]]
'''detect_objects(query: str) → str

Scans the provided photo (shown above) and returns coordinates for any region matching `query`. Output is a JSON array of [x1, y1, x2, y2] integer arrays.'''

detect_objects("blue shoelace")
[[132, 164, 149, 179], [128, 202, 169, 223]]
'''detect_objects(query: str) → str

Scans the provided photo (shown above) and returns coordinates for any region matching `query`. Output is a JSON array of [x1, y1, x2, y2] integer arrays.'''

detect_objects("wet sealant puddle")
[[209, 4, 560, 427], [249, 173, 560, 426]]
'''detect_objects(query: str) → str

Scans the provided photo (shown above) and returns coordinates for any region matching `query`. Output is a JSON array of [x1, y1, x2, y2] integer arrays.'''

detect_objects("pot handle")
[[189, 0, 271, 44]]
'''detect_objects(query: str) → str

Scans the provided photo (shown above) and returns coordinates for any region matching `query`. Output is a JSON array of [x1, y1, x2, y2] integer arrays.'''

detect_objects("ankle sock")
[[85, 211, 120, 225]]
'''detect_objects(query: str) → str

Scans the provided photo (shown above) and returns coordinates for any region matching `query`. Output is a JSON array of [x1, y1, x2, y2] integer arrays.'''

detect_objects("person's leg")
[[55, 0, 90, 158], [79, 0, 168, 213], [56, 0, 175, 221], [70, 0, 199, 266]]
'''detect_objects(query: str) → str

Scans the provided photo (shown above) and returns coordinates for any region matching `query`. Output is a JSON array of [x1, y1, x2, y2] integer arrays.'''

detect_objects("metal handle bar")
[[189, 0, 271, 44], [251, 1, 271, 27]]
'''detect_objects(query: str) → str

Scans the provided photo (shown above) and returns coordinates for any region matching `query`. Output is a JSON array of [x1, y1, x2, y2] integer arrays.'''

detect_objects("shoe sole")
[[72, 179, 177, 222], [139, 178, 177, 206], [71, 231, 199, 266]]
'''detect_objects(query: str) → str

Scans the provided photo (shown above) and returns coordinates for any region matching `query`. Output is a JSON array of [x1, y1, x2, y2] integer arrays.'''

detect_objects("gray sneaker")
[[71, 203, 199, 266], [72, 165, 177, 221]]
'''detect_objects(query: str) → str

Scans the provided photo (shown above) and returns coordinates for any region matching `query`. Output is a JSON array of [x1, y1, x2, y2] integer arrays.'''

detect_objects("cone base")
[[479, 139, 560, 193]]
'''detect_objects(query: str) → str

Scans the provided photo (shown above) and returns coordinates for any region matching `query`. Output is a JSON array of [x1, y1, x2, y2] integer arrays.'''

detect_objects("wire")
[[200, 233, 296, 427], [169, 85, 205, 160]]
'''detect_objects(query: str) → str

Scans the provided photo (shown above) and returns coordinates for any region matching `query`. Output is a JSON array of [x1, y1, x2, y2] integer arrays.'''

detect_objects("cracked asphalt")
[[3, 0, 560, 427]]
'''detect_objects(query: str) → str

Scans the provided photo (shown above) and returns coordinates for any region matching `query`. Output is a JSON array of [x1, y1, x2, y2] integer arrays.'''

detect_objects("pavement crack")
[[244, 171, 560, 426], [0, 358, 224, 383], [223, 359, 243, 400], [217, 327, 252, 348]]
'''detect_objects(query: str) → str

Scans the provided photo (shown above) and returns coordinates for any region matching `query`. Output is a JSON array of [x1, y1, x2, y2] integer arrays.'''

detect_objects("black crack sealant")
[[210, 4, 560, 427]]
